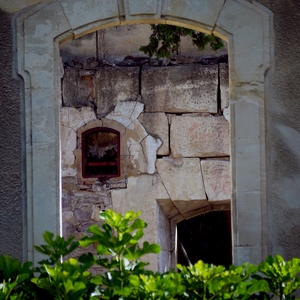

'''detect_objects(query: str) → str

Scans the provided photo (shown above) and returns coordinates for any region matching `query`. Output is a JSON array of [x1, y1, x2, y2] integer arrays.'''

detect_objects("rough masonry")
[[61, 55, 230, 268]]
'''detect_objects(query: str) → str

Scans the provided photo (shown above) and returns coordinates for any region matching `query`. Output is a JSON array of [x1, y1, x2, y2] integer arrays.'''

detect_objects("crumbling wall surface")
[[0, 9, 23, 260], [61, 56, 230, 268], [257, 0, 300, 259]]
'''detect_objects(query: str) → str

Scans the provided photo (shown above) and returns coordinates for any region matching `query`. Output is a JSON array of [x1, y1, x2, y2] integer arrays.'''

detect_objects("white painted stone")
[[68, 108, 85, 131], [127, 138, 147, 174], [141, 135, 162, 174], [138, 113, 169, 155], [156, 157, 206, 201], [106, 101, 144, 129], [141, 65, 218, 113], [170, 115, 229, 157], [81, 107, 97, 124], [201, 160, 231, 201], [223, 107, 230, 123]]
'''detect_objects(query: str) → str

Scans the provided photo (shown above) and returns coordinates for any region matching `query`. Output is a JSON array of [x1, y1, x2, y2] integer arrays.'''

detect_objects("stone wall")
[[3, 0, 300, 267], [61, 55, 230, 269]]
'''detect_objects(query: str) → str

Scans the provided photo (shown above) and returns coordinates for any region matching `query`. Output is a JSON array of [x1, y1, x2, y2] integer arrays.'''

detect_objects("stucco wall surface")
[[0, 9, 23, 260], [257, 0, 300, 259]]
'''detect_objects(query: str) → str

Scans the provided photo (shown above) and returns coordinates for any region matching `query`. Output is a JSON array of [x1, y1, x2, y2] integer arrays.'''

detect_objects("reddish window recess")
[[82, 127, 120, 178]]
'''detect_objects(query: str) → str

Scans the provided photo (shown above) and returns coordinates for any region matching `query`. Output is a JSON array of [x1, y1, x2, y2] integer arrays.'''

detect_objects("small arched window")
[[82, 127, 120, 178]]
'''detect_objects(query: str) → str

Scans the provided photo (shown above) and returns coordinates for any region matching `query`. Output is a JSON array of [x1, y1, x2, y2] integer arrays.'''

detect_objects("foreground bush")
[[1, 209, 300, 299]]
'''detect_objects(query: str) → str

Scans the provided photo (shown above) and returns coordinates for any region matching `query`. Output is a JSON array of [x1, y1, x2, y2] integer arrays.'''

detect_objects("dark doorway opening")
[[177, 210, 232, 268]]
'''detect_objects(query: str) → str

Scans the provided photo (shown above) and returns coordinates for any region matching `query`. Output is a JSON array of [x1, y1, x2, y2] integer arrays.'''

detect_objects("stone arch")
[[16, 0, 273, 266]]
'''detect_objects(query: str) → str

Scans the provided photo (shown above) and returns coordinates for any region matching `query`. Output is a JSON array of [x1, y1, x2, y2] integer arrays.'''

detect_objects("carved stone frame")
[[15, 0, 273, 265]]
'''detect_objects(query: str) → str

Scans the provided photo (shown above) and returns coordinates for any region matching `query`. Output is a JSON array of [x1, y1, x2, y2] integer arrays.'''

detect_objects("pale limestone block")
[[232, 101, 260, 138], [138, 113, 169, 155], [32, 143, 58, 199], [106, 101, 144, 129], [62, 68, 95, 108], [61, 32, 97, 63], [127, 138, 147, 174], [141, 65, 218, 113], [234, 192, 262, 247], [215, 0, 268, 83], [156, 157, 206, 201], [141, 135, 162, 174], [111, 174, 169, 271], [178, 36, 228, 57], [97, 25, 152, 62], [234, 246, 265, 266], [95, 67, 139, 117], [201, 160, 231, 201], [125, 0, 159, 15], [24, 2, 70, 71], [219, 63, 229, 110], [234, 137, 261, 193], [170, 115, 229, 157], [68, 107, 85, 131], [166, 0, 225, 30], [59, 0, 119, 30], [31, 106, 56, 143], [173, 200, 210, 216]]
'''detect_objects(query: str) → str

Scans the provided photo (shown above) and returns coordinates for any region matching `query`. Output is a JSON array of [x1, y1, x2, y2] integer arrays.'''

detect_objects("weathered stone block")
[[156, 157, 206, 201], [219, 63, 229, 110], [141, 64, 218, 113], [201, 160, 231, 201], [138, 112, 169, 155], [95, 66, 139, 117], [62, 68, 96, 108], [170, 115, 229, 157]]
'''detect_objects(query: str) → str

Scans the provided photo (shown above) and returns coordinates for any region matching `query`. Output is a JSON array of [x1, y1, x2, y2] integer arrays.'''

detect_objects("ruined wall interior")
[[1, 0, 272, 266], [60, 25, 230, 270]]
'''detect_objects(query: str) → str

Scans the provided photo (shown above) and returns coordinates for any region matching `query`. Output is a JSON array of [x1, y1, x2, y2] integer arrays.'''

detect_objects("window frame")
[[82, 127, 120, 178]]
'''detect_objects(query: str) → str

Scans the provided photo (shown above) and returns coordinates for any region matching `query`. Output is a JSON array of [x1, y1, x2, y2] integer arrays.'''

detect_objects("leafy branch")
[[139, 24, 224, 59]]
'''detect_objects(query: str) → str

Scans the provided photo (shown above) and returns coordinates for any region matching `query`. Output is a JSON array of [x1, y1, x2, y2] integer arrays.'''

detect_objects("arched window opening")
[[82, 127, 120, 178], [177, 210, 232, 268]]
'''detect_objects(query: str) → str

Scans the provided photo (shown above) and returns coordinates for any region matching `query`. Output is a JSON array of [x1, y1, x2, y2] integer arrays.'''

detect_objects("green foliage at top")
[[1, 209, 300, 299], [139, 24, 224, 59]]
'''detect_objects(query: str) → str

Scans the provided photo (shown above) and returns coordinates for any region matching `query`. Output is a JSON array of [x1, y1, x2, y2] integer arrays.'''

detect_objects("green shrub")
[[1, 209, 300, 299]]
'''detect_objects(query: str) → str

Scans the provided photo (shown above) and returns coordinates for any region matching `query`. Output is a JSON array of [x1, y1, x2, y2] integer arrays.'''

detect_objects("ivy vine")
[[139, 24, 224, 59]]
